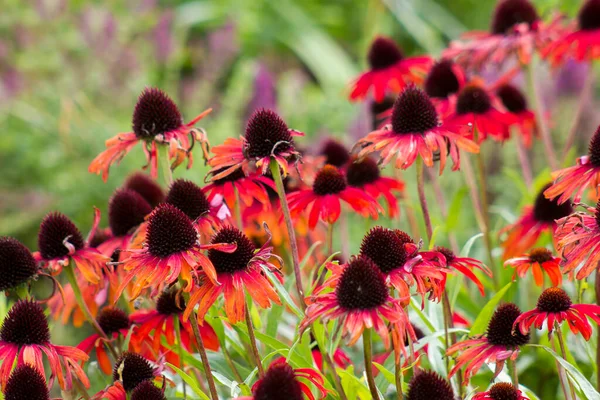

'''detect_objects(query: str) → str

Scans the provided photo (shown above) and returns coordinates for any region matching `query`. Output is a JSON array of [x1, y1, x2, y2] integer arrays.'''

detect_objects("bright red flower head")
[[515, 287, 600, 340], [473, 382, 529, 400], [504, 247, 562, 287], [355, 85, 479, 173], [287, 164, 382, 229], [496, 83, 537, 147], [349, 36, 432, 102], [435, 246, 492, 296], [89, 87, 211, 181]]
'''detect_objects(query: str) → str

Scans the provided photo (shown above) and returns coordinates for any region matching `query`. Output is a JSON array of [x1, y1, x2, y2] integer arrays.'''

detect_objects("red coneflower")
[[3, 365, 50, 400], [35, 211, 109, 285], [359, 227, 446, 304], [448, 303, 530, 384], [553, 201, 600, 279], [504, 247, 562, 287], [47, 272, 100, 328], [0, 237, 38, 291], [445, 81, 516, 143], [95, 352, 163, 400], [184, 226, 282, 324], [130, 381, 166, 400], [0, 300, 90, 390], [89, 87, 211, 181], [424, 58, 466, 118], [349, 36, 432, 102], [208, 108, 303, 180], [406, 370, 454, 400], [117, 204, 235, 299], [514, 287, 600, 340], [435, 246, 492, 296], [496, 83, 537, 147], [544, 125, 600, 204], [165, 179, 225, 234], [203, 168, 275, 213], [345, 156, 405, 218], [287, 164, 382, 230], [319, 139, 350, 168], [236, 359, 327, 400], [443, 0, 558, 69], [543, 0, 600, 66], [130, 290, 219, 362], [300, 256, 412, 350], [473, 382, 529, 400], [78, 307, 132, 375], [123, 172, 165, 207], [355, 85, 478, 173], [500, 183, 573, 259]]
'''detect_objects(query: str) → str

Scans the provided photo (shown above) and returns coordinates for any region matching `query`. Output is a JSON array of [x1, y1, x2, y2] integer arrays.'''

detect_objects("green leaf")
[[446, 186, 468, 231], [261, 265, 304, 318], [299, 240, 322, 271], [460, 233, 484, 258], [167, 363, 211, 400], [469, 282, 512, 336], [373, 362, 395, 385]]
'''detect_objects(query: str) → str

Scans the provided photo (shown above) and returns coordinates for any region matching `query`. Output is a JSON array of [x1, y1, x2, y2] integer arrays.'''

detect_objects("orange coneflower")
[[473, 383, 529, 400], [0, 300, 90, 390], [89, 87, 211, 181], [184, 226, 282, 324], [543, 0, 600, 66], [349, 36, 432, 102], [117, 204, 235, 299], [544, 125, 600, 204], [287, 164, 382, 230], [500, 183, 573, 259], [434, 246, 492, 296], [236, 360, 327, 400], [203, 168, 275, 214], [448, 303, 530, 384], [504, 248, 562, 287], [208, 109, 303, 180], [300, 256, 413, 350], [355, 85, 479, 173], [514, 287, 600, 340]]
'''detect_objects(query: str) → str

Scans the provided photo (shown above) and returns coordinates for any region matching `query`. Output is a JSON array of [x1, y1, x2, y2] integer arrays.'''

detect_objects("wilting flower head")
[[3, 364, 50, 400], [208, 108, 303, 180], [287, 164, 382, 229], [89, 87, 211, 181], [406, 370, 454, 400], [346, 156, 405, 217], [543, 0, 600, 65], [184, 226, 281, 324], [237, 359, 327, 400], [473, 382, 529, 400], [118, 204, 231, 299], [355, 85, 478, 173], [501, 183, 573, 259], [553, 200, 600, 279], [423, 59, 466, 117], [130, 289, 219, 363], [445, 81, 516, 143], [448, 303, 529, 384], [504, 247, 562, 287], [515, 287, 600, 340], [496, 83, 537, 147], [165, 179, 224, 233], [36, 211, 108, 284], [545, 124, 600, 204], [78, 307, 132, 374], [0, 300, 90, 390], [349, 36, 432, 102], [123, 172, 165, 207], [0, 237, 38, 291], [301, 255, 413, 350], [434, 246, 492, 296]]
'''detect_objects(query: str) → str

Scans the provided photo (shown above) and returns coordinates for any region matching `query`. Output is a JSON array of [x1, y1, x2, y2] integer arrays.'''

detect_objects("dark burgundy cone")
[[367, 36, 403, 70], [253, 362, 303, 400], [491, 0, 539, 35], [109, 189, 152, 237], [4, 365, 50, 400], [132, 88, 183, 140], [312, 165, 347, 195], [335, 256, 388, 310], [131, 381, 166, 400], [487, 382, 522, 399], [391, 86, 438, 134], [536, 287, 572, 313], [244, 109, 294, 159], [156, 290, 185, 315], [359, 226, 408, 274], [165, 179, 211, 221], [588, 126, 600, 167], [346, 157, 380, 187], [486, 303, 529, 347], [0, 237, 38, 291], [146, 204, 197, 258], [113, 352, 156, 392], [456, 85, 492, 115], [406, 370, 454, 400], [0, 300, 50, 345], [96, 307, 131, 336], [208, 226, 256, 274], [320, 140, 350, 168], [424, 59, 460, 99], [532, 183, 573, 223], [38, 212, 85, 260], [496, 84, 528, 113], [579, 0, 600, 31], [124, 172, 165, 207]]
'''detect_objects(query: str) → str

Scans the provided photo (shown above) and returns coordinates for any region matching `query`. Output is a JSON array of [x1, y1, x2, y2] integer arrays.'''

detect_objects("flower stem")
[[174, 316, 187, 399], [526, 60, 558, 171], [327, 222, 334, 255], [514, 130, 533, 188], [269, 158, 305, 310], [158, 144, 174, 186], [187, 307, 219, 400], [552, 328, 573, 400], [63, 264, 119, 360], [14, 284, 29, 300], [507, 358, 518, 387], [312, 324, 348, 400], [234, 186, 244, 230], [395, 353, 403, 398], [556, 324, 576, 400], [563, 66, 594, 163], [415, 157, 432, 241], [244, 302, 265, 378], [363, 328, 381, 400]]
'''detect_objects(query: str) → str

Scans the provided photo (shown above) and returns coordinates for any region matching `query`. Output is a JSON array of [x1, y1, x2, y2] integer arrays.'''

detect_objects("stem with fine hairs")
[[363, 328, 381, 400], [507, 358, 519, 387], [173, 316, 187, 398], [158, 143, 174, 186], [244, 302, 265, 378], [187, 306, 219, 400], [415, 157, 432, 241], [269, 158, 305, 310]]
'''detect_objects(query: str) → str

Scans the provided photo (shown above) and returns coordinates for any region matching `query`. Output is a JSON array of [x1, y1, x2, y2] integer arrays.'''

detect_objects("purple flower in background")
[[79, 8, 117, 54], [154, 11, 174, 63], [555, 59, 590, 96], [246, 64, 277, 118]]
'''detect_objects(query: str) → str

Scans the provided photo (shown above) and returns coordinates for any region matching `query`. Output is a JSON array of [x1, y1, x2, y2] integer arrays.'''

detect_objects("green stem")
[[187, 308, 219, 400], [269, 158, 305, 309], [234, 186, 243, 230], [556, 324, 577, 400], [363, 328, 381, 400], [64, 264, 118, 360], [415, 157, 432, 241], [244, 302, 265, 378], [158, 143, 174, 186], [14, 284, 29, 300], [395, 352, 403, 399], [174, 316, 187, 399], [312, 324, 348, 400], [507, 358, 518, 387]]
